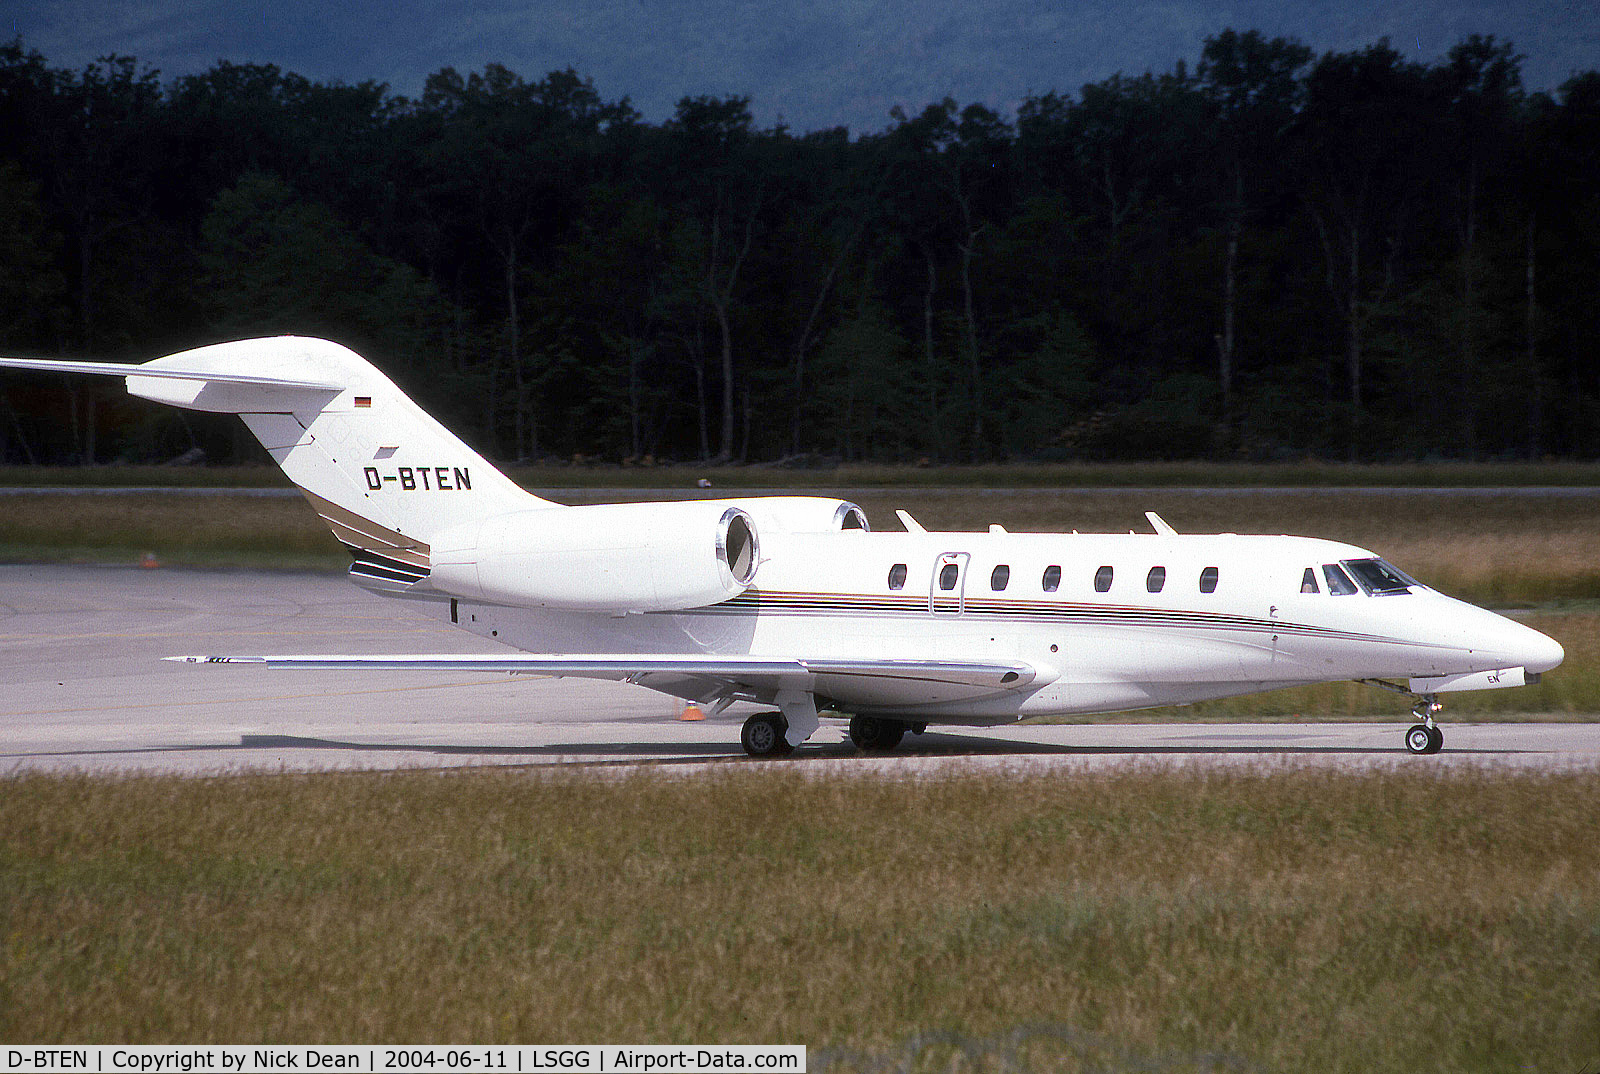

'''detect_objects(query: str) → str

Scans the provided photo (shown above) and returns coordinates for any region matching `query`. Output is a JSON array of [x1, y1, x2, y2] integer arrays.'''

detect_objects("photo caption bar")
[[1, 1047, 805, 1074]]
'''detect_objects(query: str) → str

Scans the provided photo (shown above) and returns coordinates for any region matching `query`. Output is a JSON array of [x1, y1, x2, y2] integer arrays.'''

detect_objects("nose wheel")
[[1404, 695, 1444, 755], [1404, 722, 1443, 754]]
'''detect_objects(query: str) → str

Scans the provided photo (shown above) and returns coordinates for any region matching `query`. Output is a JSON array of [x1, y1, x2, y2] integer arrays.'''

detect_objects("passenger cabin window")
[[887, 563, 908, 590], [1322, 563, 1359, 595], [990, 565, 1010, 591], [1343, 558, 1417, 596], [1146, 566, 1166, 593], [1042, 565, 1061, 592], [1094, 565, 1114, 593], [1199, 566, 1219, 593], [939, 563, 960, 591], [1300, 568, 1320, 594]]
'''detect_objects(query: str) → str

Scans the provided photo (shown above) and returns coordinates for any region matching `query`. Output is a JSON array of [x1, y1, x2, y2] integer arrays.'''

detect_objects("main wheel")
[[875, 721, 905, 750], [1405, 724, 1435, 755], [849, 716, 906, 751], [741, 712, 791, 757]]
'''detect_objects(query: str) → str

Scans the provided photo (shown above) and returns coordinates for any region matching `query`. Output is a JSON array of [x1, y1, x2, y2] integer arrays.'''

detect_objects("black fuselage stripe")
[[695, 591, 1391, 643]]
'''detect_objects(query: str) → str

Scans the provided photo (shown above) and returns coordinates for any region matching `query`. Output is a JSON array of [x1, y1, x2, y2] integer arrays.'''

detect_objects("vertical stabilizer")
[[122, 337, 552, 568]]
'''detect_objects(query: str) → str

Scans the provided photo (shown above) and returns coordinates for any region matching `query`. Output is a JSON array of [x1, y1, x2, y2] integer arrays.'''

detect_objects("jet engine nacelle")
[[429, 501, 759, 612], [716, 496, 869, 533]]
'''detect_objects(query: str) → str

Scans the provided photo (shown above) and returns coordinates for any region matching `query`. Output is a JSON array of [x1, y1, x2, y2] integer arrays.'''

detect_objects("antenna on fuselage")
[[1145, 511, 1178, 536]]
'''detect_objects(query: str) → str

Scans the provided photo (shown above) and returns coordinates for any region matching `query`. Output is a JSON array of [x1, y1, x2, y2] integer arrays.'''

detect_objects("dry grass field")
[[0, 491, 343, 567], [4, 485, 1598, 603], [4, 474, 1598, 1065], [2, 765, 1597, 1071]]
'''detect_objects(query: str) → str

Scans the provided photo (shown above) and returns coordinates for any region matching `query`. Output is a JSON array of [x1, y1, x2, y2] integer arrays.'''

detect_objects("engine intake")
[[715, 496, 869, 533]]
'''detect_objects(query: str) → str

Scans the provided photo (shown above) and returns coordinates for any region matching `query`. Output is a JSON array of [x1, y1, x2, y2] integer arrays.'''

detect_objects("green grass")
[[2, 765, 1597, 1071], [0, 492, 347, 569], [515, 459, 1600, 489], [0, 465, 292, 488]]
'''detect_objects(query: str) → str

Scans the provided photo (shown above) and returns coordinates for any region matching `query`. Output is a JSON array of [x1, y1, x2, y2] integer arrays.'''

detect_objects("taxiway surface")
[[3, 564, 1596, 777]]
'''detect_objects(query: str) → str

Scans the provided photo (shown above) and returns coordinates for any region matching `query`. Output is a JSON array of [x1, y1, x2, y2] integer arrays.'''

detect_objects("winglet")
[[1145, 511, 1178, 536], [896, 510, 926, 534]]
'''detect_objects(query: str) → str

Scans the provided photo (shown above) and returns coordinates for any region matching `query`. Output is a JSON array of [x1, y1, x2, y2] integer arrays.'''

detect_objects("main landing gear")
[[848, 716, 926, 751], [848, 716, 904, 751], [740, 712, 795, 757], [1404, 694, 1444, 755], [739, 711, 929, 756], [740, 689, 822, 758]]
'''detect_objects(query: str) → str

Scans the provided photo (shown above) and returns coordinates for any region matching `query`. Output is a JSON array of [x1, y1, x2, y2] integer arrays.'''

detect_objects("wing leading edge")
[[167, 652, 1035, 689], [168, 654, 1040, 724]]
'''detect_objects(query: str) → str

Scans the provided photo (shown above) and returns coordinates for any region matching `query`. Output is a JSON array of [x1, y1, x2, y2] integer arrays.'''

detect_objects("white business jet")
[[0, 337, 1565, 757]]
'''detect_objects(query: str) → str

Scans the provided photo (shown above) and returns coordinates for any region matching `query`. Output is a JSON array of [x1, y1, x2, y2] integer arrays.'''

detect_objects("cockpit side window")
[[1342, 557, 1417, 596], [1300, 567, 1320, 594], [1322, 563, 1359, 595]]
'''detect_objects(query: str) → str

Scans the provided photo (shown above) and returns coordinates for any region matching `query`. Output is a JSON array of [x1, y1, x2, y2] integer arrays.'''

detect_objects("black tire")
[[848, 716, 870, 748], [741, 712, 788, 757], [1425, 725, 1444, 754], [1405, 724, 1434, 755], [849, 716, 905, 751]]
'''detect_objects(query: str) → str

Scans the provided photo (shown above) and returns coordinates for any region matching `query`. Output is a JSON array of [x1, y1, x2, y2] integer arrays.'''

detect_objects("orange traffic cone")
[[679, 704, 705, 721]]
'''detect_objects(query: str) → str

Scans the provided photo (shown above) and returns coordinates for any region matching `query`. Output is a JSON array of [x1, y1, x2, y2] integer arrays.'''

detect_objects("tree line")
[[1, 31, 1597, 466]]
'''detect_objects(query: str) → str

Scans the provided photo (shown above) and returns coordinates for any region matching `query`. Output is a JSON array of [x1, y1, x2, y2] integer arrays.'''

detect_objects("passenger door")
[[930, 552, 969, 615]]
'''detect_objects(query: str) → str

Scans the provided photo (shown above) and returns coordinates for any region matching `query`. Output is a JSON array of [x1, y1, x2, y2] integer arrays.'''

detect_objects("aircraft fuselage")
[[429, 528, 1563, 724]]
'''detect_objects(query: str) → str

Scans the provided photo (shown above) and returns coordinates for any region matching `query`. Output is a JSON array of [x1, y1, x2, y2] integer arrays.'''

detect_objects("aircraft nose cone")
[[1519, 626, 1565, 674]]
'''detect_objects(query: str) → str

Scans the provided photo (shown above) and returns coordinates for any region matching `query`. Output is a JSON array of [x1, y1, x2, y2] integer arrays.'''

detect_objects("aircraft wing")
[[167, 652, 1039, 707]]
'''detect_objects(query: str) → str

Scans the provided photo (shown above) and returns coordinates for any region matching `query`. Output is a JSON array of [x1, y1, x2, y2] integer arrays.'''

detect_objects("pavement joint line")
[[0, 676, 540, 717]]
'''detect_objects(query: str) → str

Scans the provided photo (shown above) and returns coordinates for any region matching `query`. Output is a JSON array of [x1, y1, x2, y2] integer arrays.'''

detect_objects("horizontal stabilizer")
[[0, 355, 342, 391]]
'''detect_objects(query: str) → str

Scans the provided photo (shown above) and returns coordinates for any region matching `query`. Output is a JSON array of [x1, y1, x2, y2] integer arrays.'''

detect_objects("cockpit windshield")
[[1341, 557, 1420, 596]]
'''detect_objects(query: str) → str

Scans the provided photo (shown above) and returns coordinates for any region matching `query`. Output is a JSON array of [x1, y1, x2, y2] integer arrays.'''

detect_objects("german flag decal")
[[354, 396, 372, 408]]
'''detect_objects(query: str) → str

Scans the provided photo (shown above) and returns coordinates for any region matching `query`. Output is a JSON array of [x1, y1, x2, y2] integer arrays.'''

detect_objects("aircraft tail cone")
[[679, 704, 706, 722], [140, 551, 161, 569]]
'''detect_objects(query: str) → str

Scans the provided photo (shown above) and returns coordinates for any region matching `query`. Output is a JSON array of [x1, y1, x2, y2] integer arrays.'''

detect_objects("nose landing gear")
[[1361, 680, 1446, 755], [1404, 695, 1444, 755]]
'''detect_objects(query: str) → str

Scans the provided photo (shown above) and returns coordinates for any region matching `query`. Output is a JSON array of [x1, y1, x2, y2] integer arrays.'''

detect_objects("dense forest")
[[1, 32, 1597, 466]]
